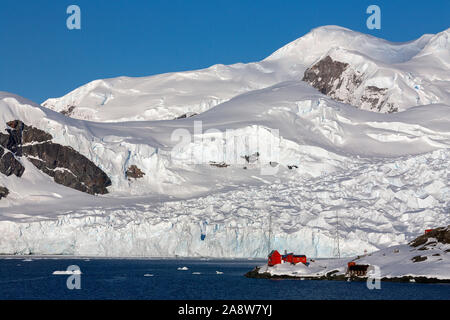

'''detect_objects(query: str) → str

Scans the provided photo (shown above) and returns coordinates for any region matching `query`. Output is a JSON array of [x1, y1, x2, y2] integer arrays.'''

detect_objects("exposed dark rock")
[[175, 112, 198, 120], [287, 165, 298, 170], [411, 255, 427, 263], [0, 133, 10, 150], [61, 106, 76, 117], [1, 120, 52, 156], [360, 86, 385, 112], [326, 270, 340, 277], [360, 87, 398, 113], [303, 56, 350, 95], [0, 150, 25, 177], [303, 56, 397, 113], [1, 120, 111, 195], [242, 152, 259, 164], [8, 120, 52, 144], [22, 143, 111, 195], [0, 186, 9, 199], [125, 165, 145, 180], [409, 226, 450, 248], [3, 123, 24, 156], [209, 161, 229, 168]]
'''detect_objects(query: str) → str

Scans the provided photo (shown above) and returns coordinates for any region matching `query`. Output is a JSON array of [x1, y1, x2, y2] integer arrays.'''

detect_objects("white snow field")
[[0, 26, 449, 258]]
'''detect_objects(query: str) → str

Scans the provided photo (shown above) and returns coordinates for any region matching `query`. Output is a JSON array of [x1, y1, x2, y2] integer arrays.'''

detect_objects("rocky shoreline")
[[245, 227, 450, 284], [244, 267, 450, 283]]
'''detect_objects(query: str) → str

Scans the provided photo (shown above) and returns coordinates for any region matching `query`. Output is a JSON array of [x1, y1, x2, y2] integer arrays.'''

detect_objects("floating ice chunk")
[[216, 271, 224, 274], [52, 270, 82, 275], [192, 272, 201, 275], [144, 274, 154, 277], [177, 266, 189, 271]]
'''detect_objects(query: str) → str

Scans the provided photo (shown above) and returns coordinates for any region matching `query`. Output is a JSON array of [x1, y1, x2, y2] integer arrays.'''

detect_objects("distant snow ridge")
[[42, 26, 449, 121]]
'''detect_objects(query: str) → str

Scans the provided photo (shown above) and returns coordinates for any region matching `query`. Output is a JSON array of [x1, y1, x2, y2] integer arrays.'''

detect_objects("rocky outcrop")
[[411, 255, 427, 263], [2, 120, 53, 156], [303, 56, 398, 113], [410, 226, 450, 248], [0, 186, 9, 199], [360, 86, 397, 113], [23, 143, 112, 194], [61, 106, 76, 117], [125, 165, 145, 180], [0, 149, 25, 177], [303, 56, 352, 95], [209, 161, 229, 168], [175, 112, 198, 120], [0, 120, 111, 195]]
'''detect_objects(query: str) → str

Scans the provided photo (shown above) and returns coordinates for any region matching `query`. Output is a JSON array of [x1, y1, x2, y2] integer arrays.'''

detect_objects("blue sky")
[[0, 0, 448, 103]]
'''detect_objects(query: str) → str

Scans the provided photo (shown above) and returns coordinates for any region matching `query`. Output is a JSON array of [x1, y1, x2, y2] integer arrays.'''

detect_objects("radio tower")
[[333, 210, 341, 259], [263, 211, 273, 273], [268, 212, 272, 255]]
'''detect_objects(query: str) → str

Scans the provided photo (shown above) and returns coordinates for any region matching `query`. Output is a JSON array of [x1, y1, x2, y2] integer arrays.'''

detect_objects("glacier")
[[0, 26, 449, 258]]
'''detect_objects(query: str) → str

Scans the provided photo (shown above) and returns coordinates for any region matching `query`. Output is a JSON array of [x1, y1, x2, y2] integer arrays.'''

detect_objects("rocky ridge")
[[0, 120, 111, 195]]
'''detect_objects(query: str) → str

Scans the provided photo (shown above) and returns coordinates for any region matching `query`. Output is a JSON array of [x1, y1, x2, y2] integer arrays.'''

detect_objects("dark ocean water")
[[0, 257, 448, 300]]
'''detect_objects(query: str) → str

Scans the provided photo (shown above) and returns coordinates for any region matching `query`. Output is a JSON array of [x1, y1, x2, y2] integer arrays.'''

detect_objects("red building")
[[425, 229, 433, 234], [268, 250, 282, 266], [347, 262, 369, 277], [283, 253, 307, 265]]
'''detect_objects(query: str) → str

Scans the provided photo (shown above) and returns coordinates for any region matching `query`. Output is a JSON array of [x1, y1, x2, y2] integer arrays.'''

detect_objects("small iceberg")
[[192, 272, 201, 275], [22, 259, 33, 262], [144, 274, 154, 277], [52, 270, 82, 275], [177, 266, 189, 271], [216, 271, 224, 274]]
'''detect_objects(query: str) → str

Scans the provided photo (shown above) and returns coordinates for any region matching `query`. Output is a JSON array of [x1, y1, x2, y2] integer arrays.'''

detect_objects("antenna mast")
[[333, 210, 341, 258], [268, 211, 272, 254]]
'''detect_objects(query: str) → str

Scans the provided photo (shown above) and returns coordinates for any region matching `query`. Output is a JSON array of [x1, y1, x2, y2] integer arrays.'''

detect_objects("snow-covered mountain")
[[42, 26, 450, 121], [1, 26, 449, 258]]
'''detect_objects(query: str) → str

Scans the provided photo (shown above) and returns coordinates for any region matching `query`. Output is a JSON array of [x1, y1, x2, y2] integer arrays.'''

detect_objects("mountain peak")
[[264, 25, 436, 65]]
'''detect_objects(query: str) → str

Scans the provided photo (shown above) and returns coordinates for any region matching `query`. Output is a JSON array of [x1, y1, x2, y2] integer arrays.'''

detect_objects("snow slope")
[[42, 26, 449, 121], [1, 26, 449, 258]]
